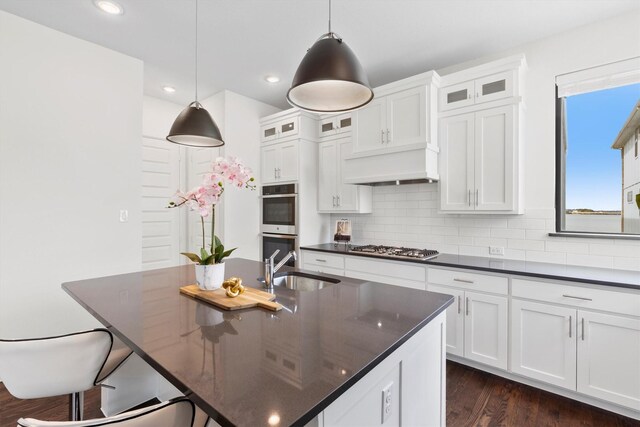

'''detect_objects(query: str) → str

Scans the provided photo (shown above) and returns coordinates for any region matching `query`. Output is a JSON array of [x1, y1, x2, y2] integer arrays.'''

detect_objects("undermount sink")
[[259, 271, 340, 291]]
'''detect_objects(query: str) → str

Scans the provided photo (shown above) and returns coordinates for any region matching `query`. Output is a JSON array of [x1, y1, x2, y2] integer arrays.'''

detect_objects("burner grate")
[[349, 245, 439, 261]]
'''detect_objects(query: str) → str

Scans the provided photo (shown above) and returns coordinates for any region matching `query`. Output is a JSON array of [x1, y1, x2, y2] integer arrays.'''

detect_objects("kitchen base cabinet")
[[577, 311, 640, 411], [511, 299, 576, 390], [464, 291, 508, 370], [429, 284, 464, 357]]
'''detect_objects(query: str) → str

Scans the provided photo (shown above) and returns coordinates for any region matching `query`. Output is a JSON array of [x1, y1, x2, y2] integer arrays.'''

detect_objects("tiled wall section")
[[331, 183, 640, 272]]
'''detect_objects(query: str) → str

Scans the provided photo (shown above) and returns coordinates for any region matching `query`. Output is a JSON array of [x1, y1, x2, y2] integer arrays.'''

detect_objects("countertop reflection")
[[63, 258, 452, 426]]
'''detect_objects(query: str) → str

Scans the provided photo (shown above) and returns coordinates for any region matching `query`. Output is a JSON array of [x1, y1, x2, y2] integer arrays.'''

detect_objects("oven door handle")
[[261, 233, 298, 240], [260, 194, 298, 199]]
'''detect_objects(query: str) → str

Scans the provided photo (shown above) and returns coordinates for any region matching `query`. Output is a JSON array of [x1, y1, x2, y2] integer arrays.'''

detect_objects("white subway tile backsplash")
[[331, 185, 640, 271]]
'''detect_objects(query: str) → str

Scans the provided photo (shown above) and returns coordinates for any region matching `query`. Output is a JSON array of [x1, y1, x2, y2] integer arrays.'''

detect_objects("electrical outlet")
[[381, 382, 393, 423], [489, 246, 505, 256], [119, 209, 129, 223]]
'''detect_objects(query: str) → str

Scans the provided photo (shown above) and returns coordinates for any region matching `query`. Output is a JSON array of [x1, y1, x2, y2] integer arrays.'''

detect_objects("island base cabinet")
[[318, 312, 446, 427], [577, 311, 640, 411], [464, 292, 508, 370], [429, 284, 465, 357], [511, 299, 576, 390]]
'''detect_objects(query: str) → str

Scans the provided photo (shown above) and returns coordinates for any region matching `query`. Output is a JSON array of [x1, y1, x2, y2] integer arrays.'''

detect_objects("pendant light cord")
[[195, 0, 199, 102], [328, 0, 332, 34]]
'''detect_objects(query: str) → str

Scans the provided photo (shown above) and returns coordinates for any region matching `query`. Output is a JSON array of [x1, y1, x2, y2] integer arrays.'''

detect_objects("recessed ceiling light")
[[94, 0, 124, 15], [162, 86, 176, 93], [264, 75, 280, 84]]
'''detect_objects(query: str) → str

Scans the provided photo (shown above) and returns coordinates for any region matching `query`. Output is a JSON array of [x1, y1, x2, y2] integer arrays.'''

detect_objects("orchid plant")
[[168, 156, 256, 265]]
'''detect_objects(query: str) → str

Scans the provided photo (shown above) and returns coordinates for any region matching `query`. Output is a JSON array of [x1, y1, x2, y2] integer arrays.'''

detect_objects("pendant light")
[[287, 0, 373, 113], [167, 0, 224, 147]]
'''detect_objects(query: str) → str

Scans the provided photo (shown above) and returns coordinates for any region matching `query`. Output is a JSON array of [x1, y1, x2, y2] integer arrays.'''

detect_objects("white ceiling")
[[0, 0, 637, 109]]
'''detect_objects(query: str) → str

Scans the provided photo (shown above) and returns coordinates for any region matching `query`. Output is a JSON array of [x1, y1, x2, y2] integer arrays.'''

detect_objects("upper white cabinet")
[[440, 70, 515, 112], [353, 86, 428, 153], [318, 136, 372, 213], [440, 105, 518, 212], [261, 141, 298, 184], [344, 71, 440, 185], [318, 113, 352, 139], [260, 109, 318, 144], [439, 55, 525, 214]]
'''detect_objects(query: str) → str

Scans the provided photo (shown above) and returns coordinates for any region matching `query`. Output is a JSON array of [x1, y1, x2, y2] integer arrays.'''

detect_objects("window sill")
[[549, 232, 640, 240]]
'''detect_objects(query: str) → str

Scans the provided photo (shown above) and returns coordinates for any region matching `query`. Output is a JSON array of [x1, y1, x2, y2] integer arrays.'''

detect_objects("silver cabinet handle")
[[332, 196, 336, 207], [315, 259, 327, 263], [569, 315, 572, 338], [466, 297, 470, 316], [381, 130, 384, 144], [336, 195, 340, 206], [454, 278, 474, 284], [562, 294, 593, 301], [386, 129, 390, 143], [468, 190, 471, 207], [475, 189, 479, 206], [274, 168, 277, 179], [457, 295, 461, 314], [467, 93, 471, 100], [581, 318, 585, 341]]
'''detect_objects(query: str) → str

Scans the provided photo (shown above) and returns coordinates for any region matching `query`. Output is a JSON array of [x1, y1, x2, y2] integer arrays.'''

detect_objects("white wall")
[[333, 11, 640, 271], [0, 11, 144, 338]]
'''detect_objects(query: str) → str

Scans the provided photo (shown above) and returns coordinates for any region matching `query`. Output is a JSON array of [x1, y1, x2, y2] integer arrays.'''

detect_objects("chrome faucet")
[[264, 249, 297, 288]]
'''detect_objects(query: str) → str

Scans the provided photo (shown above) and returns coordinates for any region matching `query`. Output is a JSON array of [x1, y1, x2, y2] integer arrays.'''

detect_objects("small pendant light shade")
[[167, 101, 224, 147], [287, 33, 373, 113]]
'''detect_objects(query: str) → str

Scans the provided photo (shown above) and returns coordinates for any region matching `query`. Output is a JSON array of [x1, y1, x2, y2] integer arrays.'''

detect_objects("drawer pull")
[[454, 278, 474, 284], [562, 294, 593, 302], [315, 259, 327, 263], [466, 297, 470, 316], [569, 315, 572, 338], [457, 295, 461, 314], [581, 318, 585, 341]]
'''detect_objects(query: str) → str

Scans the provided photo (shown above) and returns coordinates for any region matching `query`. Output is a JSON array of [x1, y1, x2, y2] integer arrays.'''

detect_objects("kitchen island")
[[63, 258, 453, 426]]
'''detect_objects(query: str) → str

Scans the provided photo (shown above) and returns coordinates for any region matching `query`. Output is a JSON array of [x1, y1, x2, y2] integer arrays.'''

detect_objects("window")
[[555, 58, 640, 236]]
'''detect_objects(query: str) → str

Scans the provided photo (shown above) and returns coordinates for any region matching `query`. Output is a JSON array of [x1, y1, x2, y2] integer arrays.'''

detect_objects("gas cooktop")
[[349, 245, 439, 261]]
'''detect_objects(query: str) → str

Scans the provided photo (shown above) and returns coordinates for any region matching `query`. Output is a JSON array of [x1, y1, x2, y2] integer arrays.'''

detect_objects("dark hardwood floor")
[[1, 362, 638, 426]]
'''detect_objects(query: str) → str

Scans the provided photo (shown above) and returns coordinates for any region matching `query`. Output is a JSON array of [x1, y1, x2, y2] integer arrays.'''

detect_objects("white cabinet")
[[440, 104, 519, 213], [260, 116, 299, 143], [577, 311, 640, 410], [318, 137, 372, 213], [440, 70, 515, 112], [318, 113, 352, 139], [261, 141, 298, 184], [353, 86, 428, 154], [511, 299, 577, 390], [427, 268, 508, 370]]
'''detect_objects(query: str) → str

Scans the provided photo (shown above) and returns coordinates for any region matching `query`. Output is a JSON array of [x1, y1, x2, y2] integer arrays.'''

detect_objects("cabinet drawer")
[[302, 251, 345, 269], [345, 257, 426, 289], [303, 264, 344, 277], [512, 278, 640, 317], [428, 267, 508, 295]]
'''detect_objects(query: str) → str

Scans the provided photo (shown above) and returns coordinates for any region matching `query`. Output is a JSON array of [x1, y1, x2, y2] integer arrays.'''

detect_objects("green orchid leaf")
[[200, 248, 210, 261], [221, 248, 237, 259], [214, 235, 222, 249], [180, 252, 202, 264], [201, 254, 215, 265]]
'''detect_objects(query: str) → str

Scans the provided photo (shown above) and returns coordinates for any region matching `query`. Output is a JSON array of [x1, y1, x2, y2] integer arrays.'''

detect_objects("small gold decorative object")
[[222, 277, 245, 298]]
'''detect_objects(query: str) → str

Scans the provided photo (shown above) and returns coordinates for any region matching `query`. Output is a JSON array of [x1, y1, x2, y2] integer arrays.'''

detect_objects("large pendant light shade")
[[287, 34, 373, 113], [287, 0, 372, 113], [167, 101, 223, 147], [167, 0, 224, 147]]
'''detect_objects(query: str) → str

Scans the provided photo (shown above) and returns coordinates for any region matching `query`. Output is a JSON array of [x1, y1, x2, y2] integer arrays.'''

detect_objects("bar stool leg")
[[69, 391, 84, 421]]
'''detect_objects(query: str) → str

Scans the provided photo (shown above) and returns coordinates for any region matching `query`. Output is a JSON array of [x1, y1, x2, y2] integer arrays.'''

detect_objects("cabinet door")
[[261, 145, 279, 184], [279, 117, 299, 139], [511, 300, 576, 390], [336, 139, 359, 211], [318, 141, 337, 211], [474, 105, 515, 211], [440, 80, 475, 111], [475, 71, 514, 104], [336, 114, 352, 135], [353, 97, 386, 153], [386, 86, 427, 146], [261, 123, 279, 143], [464, 291, 508, 370], [278, 142, 298, 182], [577, 311, 640, 410], [319, 117, 337, 139], [428, 285, 465, 357], [439, 113, 475, 211]]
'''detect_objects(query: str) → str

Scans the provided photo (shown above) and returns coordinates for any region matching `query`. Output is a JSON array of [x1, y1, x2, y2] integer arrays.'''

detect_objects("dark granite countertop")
[[62, 258, 453, 427], [301, 244, 640, 290]]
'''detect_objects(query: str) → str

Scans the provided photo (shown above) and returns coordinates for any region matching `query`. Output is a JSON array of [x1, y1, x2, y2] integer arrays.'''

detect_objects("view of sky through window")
[[565, 83, 640, 212]]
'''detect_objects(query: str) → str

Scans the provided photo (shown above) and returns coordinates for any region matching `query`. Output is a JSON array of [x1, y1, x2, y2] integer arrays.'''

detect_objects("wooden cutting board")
[[179, 284, 282, 312]]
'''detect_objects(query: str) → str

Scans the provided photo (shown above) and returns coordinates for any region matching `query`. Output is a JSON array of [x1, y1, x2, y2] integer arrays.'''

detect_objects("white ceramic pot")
[[195, 263, 225, 291]]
